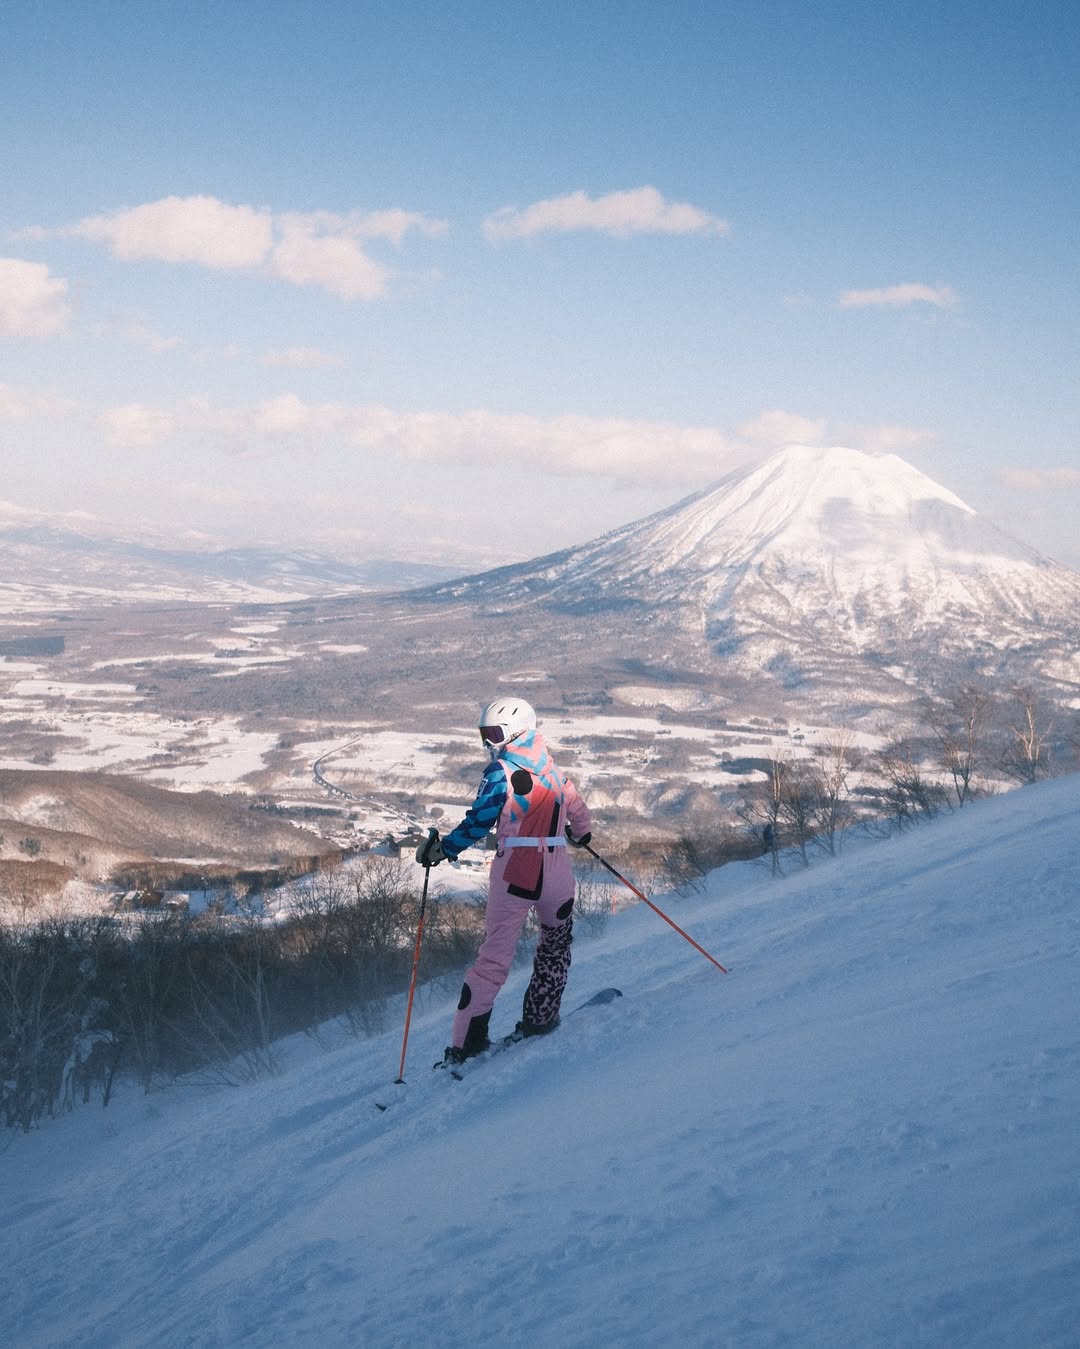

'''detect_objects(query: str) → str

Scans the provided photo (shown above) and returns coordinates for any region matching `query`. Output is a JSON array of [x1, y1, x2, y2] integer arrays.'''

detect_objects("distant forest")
[[0, 636, 65, 657]]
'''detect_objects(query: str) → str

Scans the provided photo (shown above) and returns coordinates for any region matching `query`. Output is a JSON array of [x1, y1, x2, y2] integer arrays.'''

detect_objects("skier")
[[416, 697, 592, 1065]]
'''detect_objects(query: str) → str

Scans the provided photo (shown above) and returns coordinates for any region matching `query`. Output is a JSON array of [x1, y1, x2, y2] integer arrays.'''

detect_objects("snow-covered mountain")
[[3, 775, 1077, 1346], [0, 508, 458, 607], [417, 446, 1080, 704]]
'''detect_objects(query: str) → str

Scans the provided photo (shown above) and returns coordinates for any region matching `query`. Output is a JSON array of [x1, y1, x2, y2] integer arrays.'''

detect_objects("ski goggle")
[[479, 724, 506, 746]]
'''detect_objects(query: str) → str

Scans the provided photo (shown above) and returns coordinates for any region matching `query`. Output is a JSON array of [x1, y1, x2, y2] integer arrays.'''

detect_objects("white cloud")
[[265, 345, 345, 369], [251, 392, 318, 436], [0, 381, 74, 419], [19, 385, 944, 497], [191, 342, 244, 366], [92, 393, 743, 485], [739, 410, 827, 448], [738, 413, 936, 458], [0, 257, 71, 337], [35, 196, 448, 301], [270, 217, 389, 300], [327, 208, 448, 245], [0, 499, 101, 531], [851, 423, 936, 454], [839, 282, 957, 310], [231, 398, 741, 484], [169, 480, 262, 508], [99, 402, 176, 448], [268, 210, 446, 298], [99, 313, 184, 354], [998, 466, 1080, 490], [484, 186, 729, 241], [74, 195, 274, 270]]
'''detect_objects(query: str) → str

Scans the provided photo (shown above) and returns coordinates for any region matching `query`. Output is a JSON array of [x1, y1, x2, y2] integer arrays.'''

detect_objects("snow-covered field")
[[1, 648, 814, 808], [0, 653, 295, 796], [3, 773, 1077, 1347], [313, 711, 859, 801]]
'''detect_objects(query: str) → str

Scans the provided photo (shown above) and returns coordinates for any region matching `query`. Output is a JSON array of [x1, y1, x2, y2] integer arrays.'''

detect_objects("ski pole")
[[394, 830, 437, 1083], [582, 842, 728, 974]]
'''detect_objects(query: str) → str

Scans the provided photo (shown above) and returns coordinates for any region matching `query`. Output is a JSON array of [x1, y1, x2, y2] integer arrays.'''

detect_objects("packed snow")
[[2, 775, 1078, 1348]]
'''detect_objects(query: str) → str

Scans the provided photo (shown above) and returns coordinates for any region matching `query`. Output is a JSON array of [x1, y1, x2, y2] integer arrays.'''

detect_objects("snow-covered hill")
[[0, 769, 341, 881], [3, 775, 1077, 1347], [0, 506, 458, 607], [416, 446, 1080, 704]]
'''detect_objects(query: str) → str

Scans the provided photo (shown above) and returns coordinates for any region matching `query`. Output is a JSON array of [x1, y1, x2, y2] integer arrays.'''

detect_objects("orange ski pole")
[[583, 842, 728, 974], [395, 830, 437, 1083]]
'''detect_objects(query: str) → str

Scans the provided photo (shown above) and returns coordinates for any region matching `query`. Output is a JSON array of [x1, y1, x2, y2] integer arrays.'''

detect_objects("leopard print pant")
[[521, 906, 573, 1030]]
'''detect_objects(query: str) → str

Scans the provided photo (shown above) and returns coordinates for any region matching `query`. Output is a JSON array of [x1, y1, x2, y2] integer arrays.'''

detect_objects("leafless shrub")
[[107, 910, 188, 1093], [871, 732, 948, 828], [285, 854, 465, 1035], [0, 918, 116, 1131], [573, 871, 613, 937], [0, 855, 482, 1133], [178, 907, 281, 1085], [658, 826, 762, 891]]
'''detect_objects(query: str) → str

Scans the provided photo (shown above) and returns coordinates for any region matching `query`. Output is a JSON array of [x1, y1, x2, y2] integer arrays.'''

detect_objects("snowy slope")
[[3, 776, 1079, 1348]]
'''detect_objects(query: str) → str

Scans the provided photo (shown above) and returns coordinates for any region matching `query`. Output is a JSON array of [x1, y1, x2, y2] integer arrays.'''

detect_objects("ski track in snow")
[[2, 777, 1079, 1347]]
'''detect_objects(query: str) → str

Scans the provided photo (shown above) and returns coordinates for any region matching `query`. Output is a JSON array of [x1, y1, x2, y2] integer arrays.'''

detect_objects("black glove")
[[415, 829, 447, 867], [565, 828, 592, 849]]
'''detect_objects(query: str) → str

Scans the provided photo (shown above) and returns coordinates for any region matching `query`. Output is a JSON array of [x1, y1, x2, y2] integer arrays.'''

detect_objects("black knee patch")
[[556, 898, 574, 922], [457, 982, 472, 1011]]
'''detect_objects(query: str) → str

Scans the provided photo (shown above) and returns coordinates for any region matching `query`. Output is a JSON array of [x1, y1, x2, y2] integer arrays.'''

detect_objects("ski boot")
[[504, 1015, 560, 1047], [434, 1045, 467, 1071]]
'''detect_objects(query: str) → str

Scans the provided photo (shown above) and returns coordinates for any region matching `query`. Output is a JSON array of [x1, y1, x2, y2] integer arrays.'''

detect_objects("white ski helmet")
[[478, 697, 536, 754]]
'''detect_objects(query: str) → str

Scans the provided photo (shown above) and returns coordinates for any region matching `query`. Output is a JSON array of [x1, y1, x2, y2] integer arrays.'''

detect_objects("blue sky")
[[2, 0, 1079, 568]]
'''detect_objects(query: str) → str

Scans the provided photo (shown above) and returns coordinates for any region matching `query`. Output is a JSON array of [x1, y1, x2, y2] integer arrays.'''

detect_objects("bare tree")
[[922, 684, 993, 806], [810, 731, 857, 854], [659, 826, 756, 891], [1068, 712, 1080, 769], [180, 905, 281, 1085], [572, 870, 614, 936], [0, 918, 114, 1131], [778, 759, 816, 868], [872, 732, 946, 828], [738, 753, 789, 875], [999, 685, 1055, 785], [0, 925, 58, 1130], [111, 910, 188, 1092]]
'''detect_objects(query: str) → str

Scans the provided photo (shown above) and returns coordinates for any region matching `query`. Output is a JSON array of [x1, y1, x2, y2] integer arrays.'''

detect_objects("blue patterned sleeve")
[[442, 761, 507, 859]]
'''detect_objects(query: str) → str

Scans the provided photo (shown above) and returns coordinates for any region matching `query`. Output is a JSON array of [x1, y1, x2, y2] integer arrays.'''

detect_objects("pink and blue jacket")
[[442, 729, 591, 904]]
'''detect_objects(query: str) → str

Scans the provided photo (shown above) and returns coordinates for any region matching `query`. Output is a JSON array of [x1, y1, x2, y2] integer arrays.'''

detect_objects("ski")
[[374, 988, 622, 1107], [446, 987, 623, 1080], [569, 985, 623, 1012]]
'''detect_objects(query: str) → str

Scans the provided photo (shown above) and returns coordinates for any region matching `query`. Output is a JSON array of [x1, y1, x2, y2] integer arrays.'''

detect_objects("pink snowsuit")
[[443, 729, 592, 1053]]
